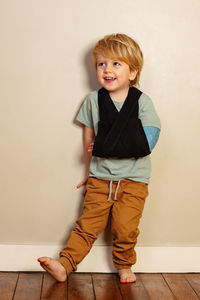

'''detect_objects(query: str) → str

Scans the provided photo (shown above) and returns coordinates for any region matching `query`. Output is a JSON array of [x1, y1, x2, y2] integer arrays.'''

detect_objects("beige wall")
[[0, 0, 200, 248]]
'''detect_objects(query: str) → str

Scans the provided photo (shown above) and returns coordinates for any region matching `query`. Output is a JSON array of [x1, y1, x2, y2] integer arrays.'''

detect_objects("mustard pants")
[[59, 177, 148, 274]]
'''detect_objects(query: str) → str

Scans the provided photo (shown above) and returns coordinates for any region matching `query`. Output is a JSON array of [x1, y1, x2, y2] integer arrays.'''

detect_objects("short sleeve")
[[76, 94, 94, 129], [139, 94, 161, 129]]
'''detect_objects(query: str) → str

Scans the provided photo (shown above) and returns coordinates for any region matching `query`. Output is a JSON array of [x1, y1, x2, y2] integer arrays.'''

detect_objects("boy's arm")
[[77, 126, 95, 189], [84, 125, 95, 175], [139, 95, 161, 152], [143, 126, 160, 151]]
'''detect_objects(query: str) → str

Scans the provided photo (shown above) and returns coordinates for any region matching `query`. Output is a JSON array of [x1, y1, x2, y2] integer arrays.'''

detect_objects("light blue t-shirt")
[[76, 90, 161, 184]]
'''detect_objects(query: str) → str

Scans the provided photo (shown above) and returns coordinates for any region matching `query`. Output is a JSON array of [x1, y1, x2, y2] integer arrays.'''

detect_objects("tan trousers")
[[59, 177, 148, 275]]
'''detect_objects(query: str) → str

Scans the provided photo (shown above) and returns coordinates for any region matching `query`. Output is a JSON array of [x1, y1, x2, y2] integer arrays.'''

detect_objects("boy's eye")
[[113, 62, 120, 66], [98, 62, 105, 67]]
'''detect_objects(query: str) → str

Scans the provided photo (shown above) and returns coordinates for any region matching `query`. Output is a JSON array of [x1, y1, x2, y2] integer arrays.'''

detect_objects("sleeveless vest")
[[92, 87, 151, 159]]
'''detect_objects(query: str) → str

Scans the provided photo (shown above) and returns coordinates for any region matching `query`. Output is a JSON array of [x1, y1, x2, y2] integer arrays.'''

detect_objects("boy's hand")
[[88, 142, 94, 152], [76, 176, 88, 196], [76, 177, 88, 189], [76, 139, 94, 196]]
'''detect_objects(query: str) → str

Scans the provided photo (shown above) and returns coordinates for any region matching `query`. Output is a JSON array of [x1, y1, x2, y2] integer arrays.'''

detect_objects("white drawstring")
[[107, 180, 121, 201], [114, 180, 121, 200], [107, 180, 113, 202]]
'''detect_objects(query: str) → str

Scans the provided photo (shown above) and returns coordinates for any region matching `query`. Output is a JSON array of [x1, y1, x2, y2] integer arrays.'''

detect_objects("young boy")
[[38, 33, 161, 283]]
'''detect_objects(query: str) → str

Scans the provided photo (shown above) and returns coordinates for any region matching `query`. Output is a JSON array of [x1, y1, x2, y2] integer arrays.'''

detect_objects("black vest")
[[92, 87, 151, 159]]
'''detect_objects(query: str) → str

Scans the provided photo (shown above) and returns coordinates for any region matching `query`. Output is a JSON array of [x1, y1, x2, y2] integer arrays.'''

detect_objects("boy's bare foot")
[[38, 257, 67, 282], [118, 269, 136, 283]]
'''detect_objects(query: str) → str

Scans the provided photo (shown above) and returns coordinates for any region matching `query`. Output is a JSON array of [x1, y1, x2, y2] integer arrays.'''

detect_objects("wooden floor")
[[0, 272, 200, 300]]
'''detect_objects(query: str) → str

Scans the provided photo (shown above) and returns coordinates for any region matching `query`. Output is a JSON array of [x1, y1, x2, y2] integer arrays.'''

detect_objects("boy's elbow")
[[143, 126, 160, 151]]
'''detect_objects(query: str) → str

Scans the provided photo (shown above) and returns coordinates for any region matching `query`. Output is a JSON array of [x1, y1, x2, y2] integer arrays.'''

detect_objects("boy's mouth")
[[104, 76, 116, 83]]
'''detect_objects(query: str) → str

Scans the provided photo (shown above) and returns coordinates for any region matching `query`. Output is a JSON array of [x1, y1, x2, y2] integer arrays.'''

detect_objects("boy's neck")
[[109, 87, 130, 102]]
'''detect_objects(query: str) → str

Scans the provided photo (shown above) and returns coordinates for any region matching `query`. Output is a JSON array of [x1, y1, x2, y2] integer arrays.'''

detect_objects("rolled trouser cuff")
[[58, 256, 73, 275]]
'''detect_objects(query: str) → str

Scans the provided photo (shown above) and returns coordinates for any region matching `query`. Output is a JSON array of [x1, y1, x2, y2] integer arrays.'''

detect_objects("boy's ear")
[[129, 69, 138, 81]]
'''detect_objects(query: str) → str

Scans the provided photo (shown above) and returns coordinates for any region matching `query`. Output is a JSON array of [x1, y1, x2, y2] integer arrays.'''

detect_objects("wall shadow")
[[59, 45, 113, 270], [83, 46, 101, 91]]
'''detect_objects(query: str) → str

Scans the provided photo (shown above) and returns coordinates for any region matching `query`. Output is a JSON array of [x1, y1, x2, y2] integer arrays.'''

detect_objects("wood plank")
[[92, 273, 122, 300], [41, 273, 67, 300], [1, 271, 199, 300], [140, 273, 175, 300], [119, 273, 150, 300], [14, 272, 43, 300], [68, 273, 95, 300], [163, 273, 199, 300], [185, 273, 200, 297], [0, 272, 18, 300]]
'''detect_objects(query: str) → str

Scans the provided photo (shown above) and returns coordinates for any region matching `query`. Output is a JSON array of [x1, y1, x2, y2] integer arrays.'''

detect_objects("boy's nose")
[[104, 64, 112, 73]]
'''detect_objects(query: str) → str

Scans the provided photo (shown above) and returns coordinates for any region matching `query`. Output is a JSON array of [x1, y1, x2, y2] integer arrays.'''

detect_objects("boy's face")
[[96, 54, 137, 97]]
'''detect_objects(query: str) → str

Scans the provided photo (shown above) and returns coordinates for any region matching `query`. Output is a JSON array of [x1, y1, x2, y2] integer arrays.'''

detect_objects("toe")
[[38, 257, 51, 265], [38, 256, 47, 262]]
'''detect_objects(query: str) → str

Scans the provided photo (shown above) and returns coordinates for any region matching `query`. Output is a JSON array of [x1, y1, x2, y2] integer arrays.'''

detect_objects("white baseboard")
[[0, 245, 199, 272]]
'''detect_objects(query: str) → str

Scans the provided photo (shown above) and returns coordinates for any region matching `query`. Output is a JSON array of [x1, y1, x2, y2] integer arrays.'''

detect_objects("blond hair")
[[92, 33, 143, 86]]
